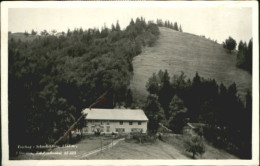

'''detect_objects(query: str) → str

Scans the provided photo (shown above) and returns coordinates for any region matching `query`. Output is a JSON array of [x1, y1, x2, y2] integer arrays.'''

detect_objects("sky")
[[8, 7, 252, 43]]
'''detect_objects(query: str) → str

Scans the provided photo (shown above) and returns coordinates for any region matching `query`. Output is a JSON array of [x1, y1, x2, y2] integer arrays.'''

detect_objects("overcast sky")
[[8, 7, 252, 43]]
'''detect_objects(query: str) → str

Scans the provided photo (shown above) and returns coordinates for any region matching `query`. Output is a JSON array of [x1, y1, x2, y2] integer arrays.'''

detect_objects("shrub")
[[131, 133, 157, 143], [184, 135, 205, 159]]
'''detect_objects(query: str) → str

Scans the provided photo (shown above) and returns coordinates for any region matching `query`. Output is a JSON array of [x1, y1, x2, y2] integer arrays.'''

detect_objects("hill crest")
[[130, 27, 251, 100]]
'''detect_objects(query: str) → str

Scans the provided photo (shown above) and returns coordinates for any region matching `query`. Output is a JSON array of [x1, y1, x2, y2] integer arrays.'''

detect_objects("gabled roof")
[[82, 108, 148, 121], [187, 123, 207, 129]]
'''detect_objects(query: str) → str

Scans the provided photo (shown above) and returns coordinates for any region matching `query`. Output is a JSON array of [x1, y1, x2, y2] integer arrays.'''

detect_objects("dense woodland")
[[144, 70, 252, 158], [223, 37, 253, 73], [8, 17, 159, 156], [236, 39, 253, 73]]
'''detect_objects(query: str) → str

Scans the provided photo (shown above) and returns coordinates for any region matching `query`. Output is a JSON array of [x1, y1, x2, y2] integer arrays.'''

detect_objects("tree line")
[[8, 17, 160, 156], [223, 37, 252, 73], [143, 70, 252, 158], [156, 19, 183, 32], [236, 39, 253, 73]]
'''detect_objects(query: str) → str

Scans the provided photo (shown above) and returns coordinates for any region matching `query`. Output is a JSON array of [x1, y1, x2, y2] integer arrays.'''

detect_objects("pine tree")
[[111, 24, 116, 32], [164, 21, 167, 27], [130, 18, 135, 26], [31, 29, 37, 35], [115, 20, 121, 31], [168, 95, 187, 133], [246, 39, 252, 72], [144, 94, 164, 133], [170, 22, 173, 29], [125, 89, 133, 108], [173, 22, 179, 31], [158, 70, 173, 118], [179, 25, 183, 32], [236, 39, 252, 73]]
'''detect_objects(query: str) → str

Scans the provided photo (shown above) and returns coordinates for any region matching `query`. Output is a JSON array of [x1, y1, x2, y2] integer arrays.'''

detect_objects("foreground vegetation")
[[8, 17, 159, 156], [143, 71, 252, 158], [88, 133, 237, 159]]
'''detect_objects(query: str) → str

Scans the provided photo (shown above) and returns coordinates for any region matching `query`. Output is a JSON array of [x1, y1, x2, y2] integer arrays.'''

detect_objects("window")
[[100, 126, 104, 132], [91, 126, 95, 132], [106, 121, 110, 125], [129, 122, 133, 125], [106, 126, 110, 132], [100, 121, 103, 125], [131, 128, 142, 132], [116, 128, 125, 132], [120, 121, 123, 125], [138, 122, 142, 125], [84, 126, 88, 133]]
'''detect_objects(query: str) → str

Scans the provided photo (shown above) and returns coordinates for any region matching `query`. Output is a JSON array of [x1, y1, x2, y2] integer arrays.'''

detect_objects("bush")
[[131, 133, 157, 144], [184, 135, 205, 159]]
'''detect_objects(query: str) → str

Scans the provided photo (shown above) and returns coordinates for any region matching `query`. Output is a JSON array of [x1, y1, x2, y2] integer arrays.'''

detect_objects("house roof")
[[82, 108, 148, 121], [187, 123, 207, 129]]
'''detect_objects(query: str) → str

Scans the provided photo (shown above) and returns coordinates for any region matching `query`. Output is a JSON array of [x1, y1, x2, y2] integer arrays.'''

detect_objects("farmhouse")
[[82, 108, 148, 134]]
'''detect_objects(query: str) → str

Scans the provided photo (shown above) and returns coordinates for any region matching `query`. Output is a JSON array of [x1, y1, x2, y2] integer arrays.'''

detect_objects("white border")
[[1, 1, 259, 166]]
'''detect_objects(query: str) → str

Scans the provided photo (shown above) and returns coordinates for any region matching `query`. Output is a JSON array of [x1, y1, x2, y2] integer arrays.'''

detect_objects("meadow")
[[130, 27, 251, 101]]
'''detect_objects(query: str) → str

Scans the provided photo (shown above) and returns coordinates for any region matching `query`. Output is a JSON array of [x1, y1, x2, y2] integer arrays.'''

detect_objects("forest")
[[8, 17, 160, 156], [223, 36, 253, 73], [236, 39, 253, 73], [8, 16, 252, 159], [144, 70, 252, 158]]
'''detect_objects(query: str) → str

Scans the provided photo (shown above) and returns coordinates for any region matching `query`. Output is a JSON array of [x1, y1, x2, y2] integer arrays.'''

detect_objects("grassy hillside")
[[130, 27, 251, 101], [11, 135, 237, 160], [88, 138, 237, 159]]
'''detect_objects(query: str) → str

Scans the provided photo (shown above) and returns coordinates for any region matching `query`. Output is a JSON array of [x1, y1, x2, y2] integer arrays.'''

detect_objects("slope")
[[130, 27, 251, 101]]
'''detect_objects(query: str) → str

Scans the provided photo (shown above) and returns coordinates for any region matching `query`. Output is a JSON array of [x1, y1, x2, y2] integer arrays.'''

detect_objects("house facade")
[[81, 108, 148, 134]]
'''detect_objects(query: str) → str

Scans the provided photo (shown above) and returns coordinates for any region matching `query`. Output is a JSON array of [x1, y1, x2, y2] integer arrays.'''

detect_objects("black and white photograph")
[[1, 1, 259, 166]]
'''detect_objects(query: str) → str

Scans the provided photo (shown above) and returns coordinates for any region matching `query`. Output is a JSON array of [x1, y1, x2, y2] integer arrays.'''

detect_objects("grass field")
[[88, 134, 238, 159], [130, 27, 252, 101], [88, 139, 188, 159], [161, 134, 238, 159], [13, 134, 238, 160], [12, 135, 113, 160]]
